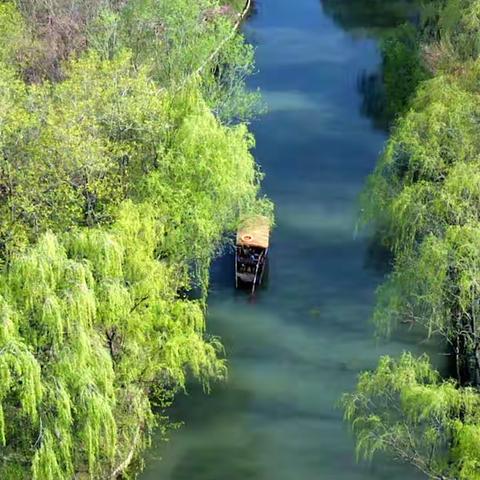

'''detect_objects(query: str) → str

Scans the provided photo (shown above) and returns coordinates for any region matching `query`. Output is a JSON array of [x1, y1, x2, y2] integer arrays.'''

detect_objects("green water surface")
[[141, 1, 440, 478]]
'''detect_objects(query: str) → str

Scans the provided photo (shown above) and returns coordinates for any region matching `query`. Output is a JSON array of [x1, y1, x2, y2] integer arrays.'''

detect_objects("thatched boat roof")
[[236, 216, 270, 249]]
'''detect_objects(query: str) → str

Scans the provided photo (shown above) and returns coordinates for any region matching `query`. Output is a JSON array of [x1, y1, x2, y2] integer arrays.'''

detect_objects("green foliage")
[[0, 3, 26, 65], [140, 88, 271, 285], [437, 0, 480, 65], [381, 24, 428, 117], [374, 224, 480, 341], [227, 0, 247, 12], [0, 0, 269, 478], [348, 0, 480, 477], [89, 0, 260, 121], [343, 353, 480, 480], [0, 233, 117, 479], [0, 49, 169, 252], [0, 1, 265, 256], [362, 74, 480, 253], [363, 70, 480, 350], [0, 175, 242, 477]]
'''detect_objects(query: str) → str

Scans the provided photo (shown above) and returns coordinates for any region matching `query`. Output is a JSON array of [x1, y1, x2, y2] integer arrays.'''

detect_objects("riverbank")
[[0, 2, 268, 479], [345, 1, 480, 478]]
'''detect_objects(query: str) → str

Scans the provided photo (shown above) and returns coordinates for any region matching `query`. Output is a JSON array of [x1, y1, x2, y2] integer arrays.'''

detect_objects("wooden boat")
[[235, 216, 270, 293]]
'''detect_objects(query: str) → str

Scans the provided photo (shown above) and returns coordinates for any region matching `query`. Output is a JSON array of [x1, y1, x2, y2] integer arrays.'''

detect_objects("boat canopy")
[[236, 216, 270, 249]]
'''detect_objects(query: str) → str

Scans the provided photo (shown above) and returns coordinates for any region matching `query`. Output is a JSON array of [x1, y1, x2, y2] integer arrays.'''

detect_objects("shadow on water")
[[320, 0, 423, 129], [357, 70, 389, 131], [320, 0, 420, 34], [363, 235, 394, 276], [170, 445, 265, 480], [244, 0, 260, 21]]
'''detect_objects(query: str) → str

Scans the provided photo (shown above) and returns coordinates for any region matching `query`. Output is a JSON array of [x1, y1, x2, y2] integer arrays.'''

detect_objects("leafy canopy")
[[0, 0, 271, 478]]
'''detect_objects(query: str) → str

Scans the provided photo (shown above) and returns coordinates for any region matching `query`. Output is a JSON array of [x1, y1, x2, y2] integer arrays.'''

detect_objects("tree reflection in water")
[[321, 0, 419, 35], [321, 0, 422, 129]]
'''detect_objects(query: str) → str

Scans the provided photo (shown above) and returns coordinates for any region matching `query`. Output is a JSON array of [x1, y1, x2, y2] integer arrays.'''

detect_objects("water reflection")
[[171, 445, 264, 480], [321, 0, 422, 128], [357, 70, 389, 130], [321, 0, 419, 34]]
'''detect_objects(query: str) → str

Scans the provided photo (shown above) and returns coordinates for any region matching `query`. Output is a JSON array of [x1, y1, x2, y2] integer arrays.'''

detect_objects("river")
[[140, 0, 440, 479]]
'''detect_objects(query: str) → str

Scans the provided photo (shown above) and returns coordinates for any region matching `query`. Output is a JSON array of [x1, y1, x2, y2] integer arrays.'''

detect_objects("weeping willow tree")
[[138, 86, 270, 289], [0, 234, 117, 480], [373, 224, 480, 382], [0, 201, 227, 479], [88, 0, 260, 121], [0, 0, 271, 477], [361, 70, 480, 349], [346, 0, 480, 477], [0, 83, 268, 476], [361, 74, 480, 252], [343, 353, 480, 480]]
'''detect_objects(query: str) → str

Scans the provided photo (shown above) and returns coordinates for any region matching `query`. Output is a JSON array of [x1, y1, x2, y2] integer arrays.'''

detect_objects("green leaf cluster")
[[88, 0, 259, 121], [343, 353, 480, 480], [347, 1, 480, 478], [381, 23, 429, 119], [0, 0, 270, 477], [0, 201, 228, 478]]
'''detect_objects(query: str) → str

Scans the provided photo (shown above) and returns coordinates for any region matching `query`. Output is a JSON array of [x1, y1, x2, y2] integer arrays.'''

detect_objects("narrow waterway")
[[141, 1, 439, 479]]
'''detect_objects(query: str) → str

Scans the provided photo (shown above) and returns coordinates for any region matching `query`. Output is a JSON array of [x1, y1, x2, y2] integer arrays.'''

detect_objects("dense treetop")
[[0, 0, 270, 478], [345, 0, 480, 478]]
